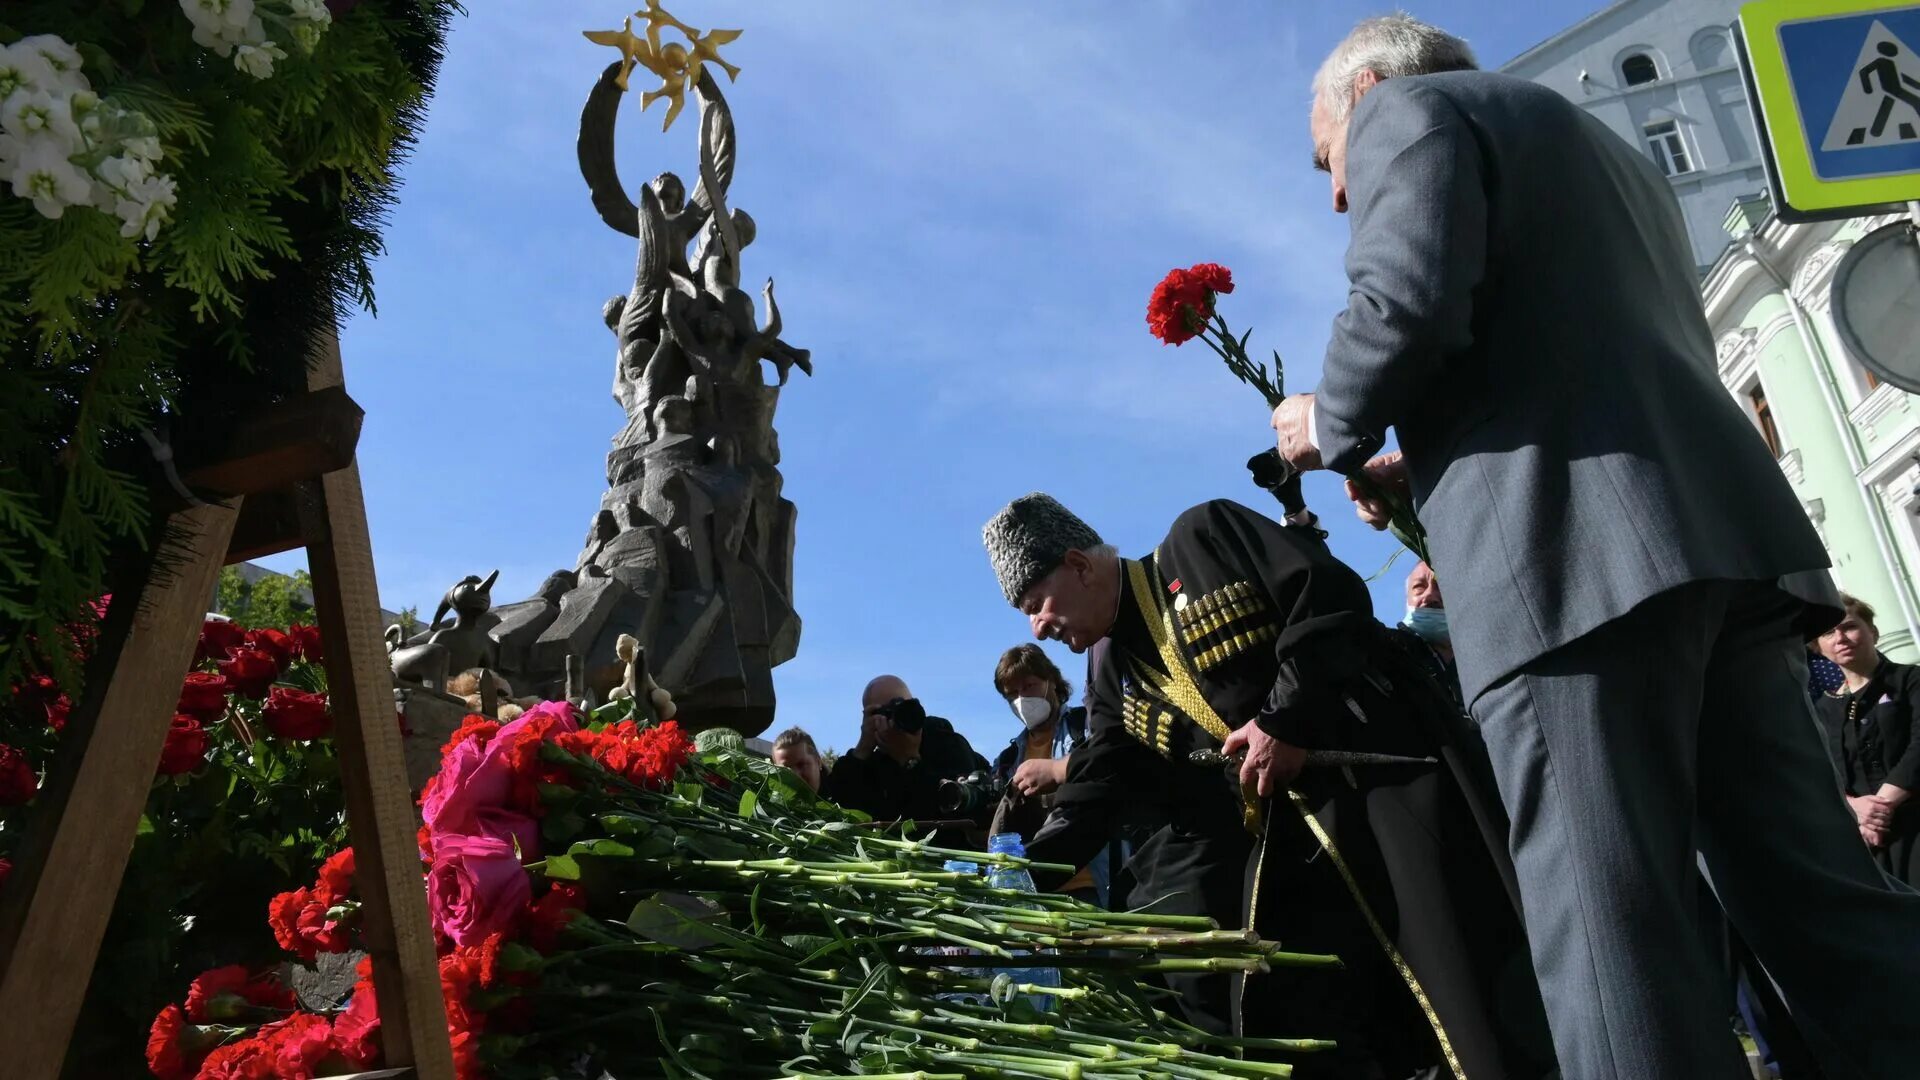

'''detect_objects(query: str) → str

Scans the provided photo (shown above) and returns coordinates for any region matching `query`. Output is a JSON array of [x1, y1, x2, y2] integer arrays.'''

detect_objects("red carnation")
[[261, 688, 331, 741], [331, 973, 381, 1068], [184, 964, 296, 1022], [287, 624, 323, 666], [268, 1012, 334, 1080], [157, 715, 207, 777], [267, 885, 352, 962], [14, 673, 59, 706], [527, 881, 587, 951], [192, 1030, 277, 1080], [218, 648, 280, 698], [1146, 263, 1233, 345], [245, 627, 296, 669], [177, 672, 231, 720], [43, 694, 70, 732], [195, 619, 247, 665], [440, 715, 500, 762], [145, 1004, 198, 1080], [315, 846, 355, 904], [0, 744, 37, 805]]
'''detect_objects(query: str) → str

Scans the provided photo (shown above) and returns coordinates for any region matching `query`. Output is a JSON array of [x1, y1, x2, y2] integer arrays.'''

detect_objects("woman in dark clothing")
[[1814, 594, 1920, 887]]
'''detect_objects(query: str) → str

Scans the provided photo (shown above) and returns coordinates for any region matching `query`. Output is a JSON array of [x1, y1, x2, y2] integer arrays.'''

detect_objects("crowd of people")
[[747, 13, 1920, 1080]]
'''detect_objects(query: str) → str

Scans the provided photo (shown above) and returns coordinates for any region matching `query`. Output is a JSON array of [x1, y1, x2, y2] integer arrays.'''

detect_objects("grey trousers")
[[1473, 580, 1920, 1080]]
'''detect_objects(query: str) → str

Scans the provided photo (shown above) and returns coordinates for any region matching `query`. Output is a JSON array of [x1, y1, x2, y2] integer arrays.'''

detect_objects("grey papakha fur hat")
[[982, 493, 1104, 605]]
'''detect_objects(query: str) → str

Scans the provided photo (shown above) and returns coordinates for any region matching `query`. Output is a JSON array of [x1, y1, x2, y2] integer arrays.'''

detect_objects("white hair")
[[1313, 13, 1478, 123]]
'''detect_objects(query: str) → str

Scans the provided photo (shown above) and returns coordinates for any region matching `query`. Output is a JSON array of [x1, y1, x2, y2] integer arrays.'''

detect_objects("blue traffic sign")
[[1780, 6, 1920, 182]]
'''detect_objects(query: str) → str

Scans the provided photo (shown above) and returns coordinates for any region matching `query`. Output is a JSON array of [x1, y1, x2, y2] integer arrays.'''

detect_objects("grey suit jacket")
[[1311, 70, 1830, 703]]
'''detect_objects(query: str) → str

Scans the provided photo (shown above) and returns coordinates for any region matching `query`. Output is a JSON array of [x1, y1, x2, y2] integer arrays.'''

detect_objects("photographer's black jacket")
[[1028, 500, 1553, 1079], [820, 714, 987, 845]]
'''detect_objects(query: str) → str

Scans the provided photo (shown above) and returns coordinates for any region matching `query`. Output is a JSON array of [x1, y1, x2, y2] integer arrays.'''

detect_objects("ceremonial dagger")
[[1189, 748, 1439, 769]]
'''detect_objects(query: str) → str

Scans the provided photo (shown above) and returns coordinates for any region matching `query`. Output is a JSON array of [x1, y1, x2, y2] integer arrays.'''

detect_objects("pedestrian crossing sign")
[[1739, 0, 1920, 218]]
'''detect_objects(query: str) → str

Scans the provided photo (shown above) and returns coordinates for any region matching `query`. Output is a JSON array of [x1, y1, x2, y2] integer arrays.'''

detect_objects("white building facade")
[[1506, 0, 1920, 658]]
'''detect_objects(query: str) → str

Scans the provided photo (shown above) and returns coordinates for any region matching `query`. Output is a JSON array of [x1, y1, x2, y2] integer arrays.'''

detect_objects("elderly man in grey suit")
[[1262, 14, 1920, 1080]]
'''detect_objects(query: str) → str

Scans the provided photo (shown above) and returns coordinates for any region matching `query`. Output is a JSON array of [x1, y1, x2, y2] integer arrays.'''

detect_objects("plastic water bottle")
[[985, 833, 1061, 1012], [931, 860, 989, 1005]]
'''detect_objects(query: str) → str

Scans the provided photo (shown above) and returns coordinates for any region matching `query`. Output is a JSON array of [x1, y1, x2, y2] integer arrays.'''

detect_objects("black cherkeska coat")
[[1815, 657, 1920, 888], [1029, 500, 1555, 1080]]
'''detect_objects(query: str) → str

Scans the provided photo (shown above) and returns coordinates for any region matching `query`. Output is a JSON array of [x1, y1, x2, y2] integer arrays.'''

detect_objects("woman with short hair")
[[1815, 594, 1920, 886]]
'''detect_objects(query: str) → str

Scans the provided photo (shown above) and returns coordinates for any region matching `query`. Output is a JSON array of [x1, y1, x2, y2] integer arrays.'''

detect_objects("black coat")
[[1029, 500, 1554, 1080], [821, 714, 987, 848], [1815, 657, 1920, 887]]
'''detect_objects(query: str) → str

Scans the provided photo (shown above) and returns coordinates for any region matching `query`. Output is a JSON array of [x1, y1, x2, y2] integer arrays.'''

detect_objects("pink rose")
[[427, 832, 531, 946], [423, 701, 577, 846]]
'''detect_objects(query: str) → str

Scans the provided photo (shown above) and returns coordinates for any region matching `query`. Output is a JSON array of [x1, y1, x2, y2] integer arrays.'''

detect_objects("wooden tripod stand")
[[0, 329, 454, 1079]]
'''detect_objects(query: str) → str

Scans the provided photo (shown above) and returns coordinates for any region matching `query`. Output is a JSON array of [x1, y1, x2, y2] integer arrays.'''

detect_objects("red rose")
[[195, 618, 247, 665], [218, 648, 280, 698], [184, 964, 297, 1022], [288, 624, 324, 666], [177, 672, 231, 720], [245, 627, 296, 669], [0, 744, 37, 805], [261, 687, 331, 741], [157, 715, 207, 777], [315, 846, 355, 904]]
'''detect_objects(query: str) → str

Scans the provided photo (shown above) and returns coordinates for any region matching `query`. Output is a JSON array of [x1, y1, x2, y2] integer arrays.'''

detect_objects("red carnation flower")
[[184, 964, 296, 1022], [331, 974, 381, 1068], [157, 715, 208, 777], [528, 881, 588, 951], [315, 846, 355, 905], [195, 619, 247, 665], [145, 1004, 197, 1080], [43, 694, 70, 732], [176, 672, 231, 721], [1146, 263, 1234, 345], [287, 624, 323, 666], [245, 627, 296, 669], [218, 648, 280, 699], [261, 687, 331, 741], [268, 885, 352, 962], [268, 1012, 333, 1080], [0, 744, 37, 805], [440, 716, 500, 762], [192, 1029, 277, 1080]]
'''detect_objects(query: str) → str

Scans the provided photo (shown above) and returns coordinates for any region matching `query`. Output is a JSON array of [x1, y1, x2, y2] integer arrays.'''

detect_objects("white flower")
[[0, 43, 58, 101], [13, 35, 87, 93], [123, 134, 163, 162], [115, 172, 178, 241], [234, 40, 286, 80], [289, 0, 332, 24], [95, 153, 154, 193], [181, 0, 259, 55], [3, 90, 81, 148], [9, 136, 93, 219]]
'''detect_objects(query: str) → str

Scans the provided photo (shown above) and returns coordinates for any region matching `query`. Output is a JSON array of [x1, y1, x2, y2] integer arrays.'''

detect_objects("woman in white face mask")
[[989, 644, 1101, 902]]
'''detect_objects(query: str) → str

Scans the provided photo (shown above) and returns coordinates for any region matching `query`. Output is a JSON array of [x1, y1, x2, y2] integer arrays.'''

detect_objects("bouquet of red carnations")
[[145, 692, 1344, 1078], [1148, 263, 1432, 569]]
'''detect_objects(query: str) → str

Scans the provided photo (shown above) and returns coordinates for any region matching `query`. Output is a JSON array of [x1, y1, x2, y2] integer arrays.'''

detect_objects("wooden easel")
[[0, 328, 454, 1079]]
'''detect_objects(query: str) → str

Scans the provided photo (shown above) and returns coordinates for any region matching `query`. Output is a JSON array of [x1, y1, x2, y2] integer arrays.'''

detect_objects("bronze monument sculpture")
[[390, 10, 805, 736]]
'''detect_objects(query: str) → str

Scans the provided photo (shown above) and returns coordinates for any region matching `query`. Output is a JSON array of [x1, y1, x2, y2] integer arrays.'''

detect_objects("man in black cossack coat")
[[982, 492, 1555, 1080]]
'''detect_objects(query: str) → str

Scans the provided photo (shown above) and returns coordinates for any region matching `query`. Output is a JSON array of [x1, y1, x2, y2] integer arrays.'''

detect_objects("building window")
[[1622, 53, 1659, 86], [1749, 384, 1783, 458], [1645, 120, 1694, 176]]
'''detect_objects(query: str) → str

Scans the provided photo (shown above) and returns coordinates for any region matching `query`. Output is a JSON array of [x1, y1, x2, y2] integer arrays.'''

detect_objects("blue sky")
[[262, 0, 1603, 757]]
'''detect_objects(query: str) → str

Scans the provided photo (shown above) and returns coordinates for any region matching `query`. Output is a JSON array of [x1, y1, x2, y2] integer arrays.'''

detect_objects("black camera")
[[872, 696, 926, 735], [937, 770, 1006, 817]]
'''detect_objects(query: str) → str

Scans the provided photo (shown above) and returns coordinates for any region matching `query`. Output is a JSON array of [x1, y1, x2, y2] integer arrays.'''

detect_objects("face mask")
[[1012, 696, 1054, 730], [1405, 605, 1449, 646]]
